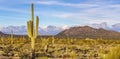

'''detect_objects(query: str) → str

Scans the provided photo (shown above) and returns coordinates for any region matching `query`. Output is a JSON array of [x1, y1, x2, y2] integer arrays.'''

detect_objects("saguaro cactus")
[[27, 3, 39, 59]]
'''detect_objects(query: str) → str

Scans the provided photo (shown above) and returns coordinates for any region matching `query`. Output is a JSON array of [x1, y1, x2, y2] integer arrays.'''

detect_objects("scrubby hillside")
[[56, 26, 120, 39]]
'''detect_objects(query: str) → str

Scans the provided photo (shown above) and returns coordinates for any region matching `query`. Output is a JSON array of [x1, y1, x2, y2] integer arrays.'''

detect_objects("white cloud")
[[36, 1, 99, 8], [1, 0, 120, 26], [108, 4, 120, 8], [61, 25, 69, 30], [52, 13, 73, 18], [0, 6, 29, 13], [41, 1, 120, 25], [0, 15, 26, 20], [88, 19, 120, 25]]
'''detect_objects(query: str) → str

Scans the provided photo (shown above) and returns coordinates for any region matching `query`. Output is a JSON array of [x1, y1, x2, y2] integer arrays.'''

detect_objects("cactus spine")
[[27, 3, 39, 59]]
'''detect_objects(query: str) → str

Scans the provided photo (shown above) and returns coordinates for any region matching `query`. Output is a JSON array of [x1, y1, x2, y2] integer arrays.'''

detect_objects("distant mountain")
[[112, 23, 120, 32], [39, 25, 65, 35], [0, 25, 69, 35], [1, 26, 27, 34], [0, 26, 4, 31], [89, 22, 120, 32], [1, 22, 120, 35], [0, 31, 5, 36], [56, 26, 120, 39]]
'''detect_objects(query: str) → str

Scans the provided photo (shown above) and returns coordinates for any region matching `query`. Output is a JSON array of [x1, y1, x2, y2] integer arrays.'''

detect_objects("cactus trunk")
[[27, 3, 39, 59], [31, 38, 35, 59], [31, 37, 35, 50]]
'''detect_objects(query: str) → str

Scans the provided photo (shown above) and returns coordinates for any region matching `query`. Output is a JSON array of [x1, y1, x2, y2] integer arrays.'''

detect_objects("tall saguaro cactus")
[[27, 3, 39, 59]]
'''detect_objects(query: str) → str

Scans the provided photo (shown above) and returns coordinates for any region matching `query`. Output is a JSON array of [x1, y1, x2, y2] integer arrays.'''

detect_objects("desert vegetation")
[[0, 37, 120, 59]]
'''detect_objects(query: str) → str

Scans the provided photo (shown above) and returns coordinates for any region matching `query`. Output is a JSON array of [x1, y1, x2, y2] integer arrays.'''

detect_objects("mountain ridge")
[[1, 22, 120, 35], [56, 26, 120, 39]]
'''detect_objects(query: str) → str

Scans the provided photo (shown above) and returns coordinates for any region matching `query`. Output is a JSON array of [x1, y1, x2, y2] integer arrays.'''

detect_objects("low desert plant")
[[104, 45, 120, 59], [19, 49, 31, 59]]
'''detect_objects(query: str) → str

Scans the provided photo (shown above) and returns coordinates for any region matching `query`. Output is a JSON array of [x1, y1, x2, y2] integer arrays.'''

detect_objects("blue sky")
[[1, 0, 120, 27]]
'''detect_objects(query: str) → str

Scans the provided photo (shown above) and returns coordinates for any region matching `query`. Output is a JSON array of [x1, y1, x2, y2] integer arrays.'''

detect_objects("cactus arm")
[[36, 16, 39, 36], [27, 21, 31, 38], [30, 21, 34, 37], [31, 3, 35, 38], [27, 21, 30, 37], [29, 21, 32, 37], [31, 3, 34, 22]]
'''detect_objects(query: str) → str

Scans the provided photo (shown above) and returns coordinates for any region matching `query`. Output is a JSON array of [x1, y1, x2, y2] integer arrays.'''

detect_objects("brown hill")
[[56, 26, 120, 39]]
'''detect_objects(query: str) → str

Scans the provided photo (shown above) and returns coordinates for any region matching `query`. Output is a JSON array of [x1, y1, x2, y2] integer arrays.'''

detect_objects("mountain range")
[[0, 25, 69, 35], [1, 22, 120, 35]]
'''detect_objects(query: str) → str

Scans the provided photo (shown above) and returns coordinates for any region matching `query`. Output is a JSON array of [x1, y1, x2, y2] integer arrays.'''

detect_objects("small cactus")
[[27, 3, 39, 59], [10, 30, 13, 44]]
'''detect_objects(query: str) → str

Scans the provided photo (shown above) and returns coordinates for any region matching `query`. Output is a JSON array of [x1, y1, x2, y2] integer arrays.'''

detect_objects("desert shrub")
[[19, 49, 30, 59], [104, 45, 120, 59], [3, 45, 14, 56]]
